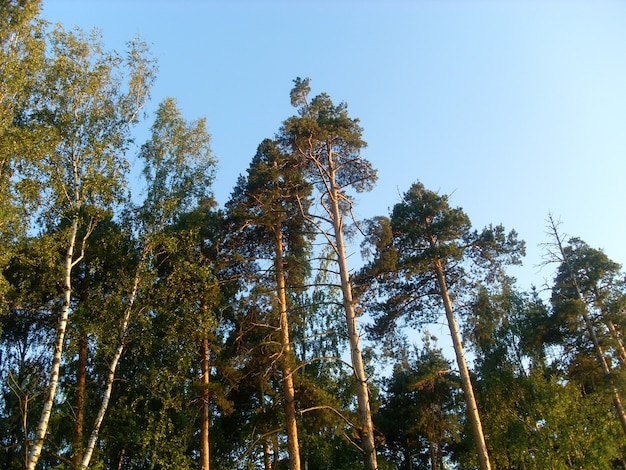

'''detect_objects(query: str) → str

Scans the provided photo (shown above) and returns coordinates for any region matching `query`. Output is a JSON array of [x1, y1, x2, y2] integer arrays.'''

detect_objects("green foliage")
[[282, 76, 375, 200], [226, 137, 312, 286], [377, 337, 462, 469], [3, 7, 626, 467], [139, 97, 215, 231], [34, 25, 156, 225], [465, 286, 626, 469], [360, 180, 524, 345], [0, 0, 46, 305]]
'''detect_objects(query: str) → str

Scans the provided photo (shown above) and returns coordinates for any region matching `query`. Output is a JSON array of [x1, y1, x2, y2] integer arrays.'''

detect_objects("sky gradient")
[[41, 0, 626, 296]]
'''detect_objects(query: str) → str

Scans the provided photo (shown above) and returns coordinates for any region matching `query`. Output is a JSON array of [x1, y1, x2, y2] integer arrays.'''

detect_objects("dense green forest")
[[2, 2, 626, 469]]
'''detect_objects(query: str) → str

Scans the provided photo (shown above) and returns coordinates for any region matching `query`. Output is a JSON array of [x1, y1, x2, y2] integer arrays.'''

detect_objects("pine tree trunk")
[[200, 334, 210, 470], [263, 438, 272, 470], [27, 218, 79, 470], [594, 291, 626, 367], [72, 333, 88, 469], [605, 319, 626, 366], [327, 170, 378, 470], [432, 258, 491, 470], [274, 229, 301, 470], [116, 449, 125, 470]]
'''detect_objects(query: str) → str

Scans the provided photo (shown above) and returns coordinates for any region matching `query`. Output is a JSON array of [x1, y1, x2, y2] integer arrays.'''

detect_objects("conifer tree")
[[362, 181, 524, 470], [281, 77, 379, 470], [226, 138, 312, 470], [544, 215, 626, 438]]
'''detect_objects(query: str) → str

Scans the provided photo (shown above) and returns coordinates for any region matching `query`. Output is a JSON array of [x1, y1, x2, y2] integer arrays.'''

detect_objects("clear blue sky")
[[41, 0, 626, 295]]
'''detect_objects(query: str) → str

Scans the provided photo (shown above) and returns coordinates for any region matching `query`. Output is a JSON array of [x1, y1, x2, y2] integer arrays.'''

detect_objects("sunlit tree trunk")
[[593, 290, 626, 367], [548, 217, 626, 437], [200, 333, 210, 470], [432, 256, 491, 470], [285, 77, 378, 469], [263, 437, 272, 470], [607, 320, 626, 366], [27, 218, 79, 470], [116, 449, 125, 470], [327, 160, 378, 470], [274, 228, 301, 470]]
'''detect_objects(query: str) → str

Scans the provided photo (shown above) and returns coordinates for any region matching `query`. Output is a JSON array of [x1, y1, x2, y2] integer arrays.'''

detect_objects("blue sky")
[[41, 0, 626, 295]]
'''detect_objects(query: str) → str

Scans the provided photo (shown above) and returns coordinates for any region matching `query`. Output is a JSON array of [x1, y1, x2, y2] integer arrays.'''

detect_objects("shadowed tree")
[[226, 138, 313, 470]]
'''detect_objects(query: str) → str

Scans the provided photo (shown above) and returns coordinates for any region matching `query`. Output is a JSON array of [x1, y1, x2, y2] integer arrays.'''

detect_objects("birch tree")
[[26, 26, 155, 470], [77, 96, 216, 469], [0, 0, 46, 304]]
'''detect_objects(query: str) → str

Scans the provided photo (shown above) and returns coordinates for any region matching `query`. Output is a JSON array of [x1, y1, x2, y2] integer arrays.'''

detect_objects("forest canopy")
[[1, 2, 626, 470]]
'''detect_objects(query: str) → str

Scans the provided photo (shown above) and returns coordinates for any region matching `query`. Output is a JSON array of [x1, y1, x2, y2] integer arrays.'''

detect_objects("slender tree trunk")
[[327, 168, 378, 470], [258, 382, 273, 470], [200, 333, 210, 470], [578, 303, 626, 436], [72, 333, 88, 469], [116, 449, 125, 470], [605, 319, 626, 366], [594, 291, 626, 367], [263, 438, 272, 470], [78, 253, 145, 469], [432, 258, 491, 470], [27, 218, 79, 470], [550, 219, 626, 437], [274, 228, 301, 470]]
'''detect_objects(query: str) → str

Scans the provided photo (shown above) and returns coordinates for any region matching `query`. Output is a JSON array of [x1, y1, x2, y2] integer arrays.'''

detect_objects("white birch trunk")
[[26, 218, 79, 470], [78, 255, 144, 469]]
